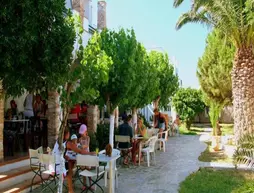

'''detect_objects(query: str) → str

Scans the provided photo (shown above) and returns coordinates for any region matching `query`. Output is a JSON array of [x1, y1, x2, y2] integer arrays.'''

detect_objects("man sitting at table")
[[118, 115, 133, 165]]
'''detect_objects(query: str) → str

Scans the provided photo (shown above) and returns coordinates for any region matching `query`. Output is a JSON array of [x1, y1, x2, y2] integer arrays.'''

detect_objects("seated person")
[[118, 115, 133, 165], [5, 100, 18, 120], [137, 117, 147, 137], [33, 94, 44, 117]]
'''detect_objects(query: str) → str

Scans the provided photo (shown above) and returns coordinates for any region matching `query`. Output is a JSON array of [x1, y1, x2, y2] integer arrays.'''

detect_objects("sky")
[[106, 0, 210, 88]]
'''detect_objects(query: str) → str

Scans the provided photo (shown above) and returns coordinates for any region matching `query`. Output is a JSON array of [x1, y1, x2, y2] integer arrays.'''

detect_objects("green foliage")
[[179, 168, 254, 193], [95, 124, 118, 150], [0, 0, 75, 96], [172, 88, 205, 129], [208, 102, 223, 135], [198, 29, 234, 106], [233, 133, 254, 168], [60, 22, 112, 109], [174, 0, 254, 48], [99, 28, 149, 113], [149, 51, 179, 108]]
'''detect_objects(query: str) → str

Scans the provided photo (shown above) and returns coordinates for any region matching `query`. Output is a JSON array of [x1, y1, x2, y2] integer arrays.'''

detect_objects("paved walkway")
[[116, 135, 206, 193], [34, 135, 207, 193]]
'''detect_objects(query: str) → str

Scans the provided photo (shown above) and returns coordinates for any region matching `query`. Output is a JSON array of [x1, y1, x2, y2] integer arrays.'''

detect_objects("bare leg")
[[67, 161, 74, 193]]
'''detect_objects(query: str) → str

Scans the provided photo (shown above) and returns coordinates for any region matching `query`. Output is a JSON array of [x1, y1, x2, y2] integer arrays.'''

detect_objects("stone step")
[[0, 165, 34, 190], [0, 177, 41, 193], [0, 156, 29, 173]]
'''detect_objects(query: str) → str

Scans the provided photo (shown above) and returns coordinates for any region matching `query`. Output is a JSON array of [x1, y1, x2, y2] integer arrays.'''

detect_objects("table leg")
[[139, 142, 142, 166], [108, 161, 115, 193], [23, 121, 27, 151]]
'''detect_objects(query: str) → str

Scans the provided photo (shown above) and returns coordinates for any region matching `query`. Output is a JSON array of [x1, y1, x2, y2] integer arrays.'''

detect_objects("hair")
[[153, 108, 159, 113], [125, 115, 132, 122], [10, 100, 17, 108]]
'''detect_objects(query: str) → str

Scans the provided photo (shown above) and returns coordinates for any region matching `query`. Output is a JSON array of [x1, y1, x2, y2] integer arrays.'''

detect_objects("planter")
[[211, 136, 223, 151], [224, 145, 236, 158]]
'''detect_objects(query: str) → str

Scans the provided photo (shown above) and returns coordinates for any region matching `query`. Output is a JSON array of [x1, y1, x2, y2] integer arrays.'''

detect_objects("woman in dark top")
[[154, 108, 167, 133]]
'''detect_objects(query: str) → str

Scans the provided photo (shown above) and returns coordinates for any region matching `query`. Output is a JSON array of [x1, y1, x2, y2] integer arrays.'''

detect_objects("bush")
[[95, 123, 119, 150]]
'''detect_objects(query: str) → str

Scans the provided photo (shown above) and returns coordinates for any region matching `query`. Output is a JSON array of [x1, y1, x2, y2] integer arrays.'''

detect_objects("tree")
[[99, 28, 144, 146], [1, 0, 76, 151], [197, 29, 235, 135], [173, 0, 254, 141], [172, 88, 205, 129], [233, 132, 254, 169], [56, 21, 112, 192], [0, 0, 75, 96]]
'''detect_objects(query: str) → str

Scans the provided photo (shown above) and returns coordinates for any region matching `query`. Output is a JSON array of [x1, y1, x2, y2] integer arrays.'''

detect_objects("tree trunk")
[[114, 106, 119, 128], [153, 96, 160, 127], [132, 108, 137, 133], [109, 114, 115, 147], [232, 47, 254, 142], [47, 90, 61, 148], [0, 81, 4, 159], [185, 120, 191, 130]]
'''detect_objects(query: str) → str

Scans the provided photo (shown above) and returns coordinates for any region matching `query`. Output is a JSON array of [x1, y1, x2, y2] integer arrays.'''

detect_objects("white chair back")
[[148, 136, 158, 153], [39, 154, 55, 165], [158, 130, 168, 140], [76, 155, 99, 167], [115, 135, 130, 143]]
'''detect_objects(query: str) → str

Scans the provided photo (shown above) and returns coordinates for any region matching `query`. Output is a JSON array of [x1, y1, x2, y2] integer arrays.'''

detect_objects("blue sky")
[[106, 0, 210, 88]]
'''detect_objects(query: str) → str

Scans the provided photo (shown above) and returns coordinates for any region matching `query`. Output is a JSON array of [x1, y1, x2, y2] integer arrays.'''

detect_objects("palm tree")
[[0, 81, 4, 159], [233, 133, 254, 168], [174, 0, 254, 142]]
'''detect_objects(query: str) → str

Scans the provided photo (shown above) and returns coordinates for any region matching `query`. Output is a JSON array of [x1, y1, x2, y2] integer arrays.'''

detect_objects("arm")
[[67, 142, 94, 155]]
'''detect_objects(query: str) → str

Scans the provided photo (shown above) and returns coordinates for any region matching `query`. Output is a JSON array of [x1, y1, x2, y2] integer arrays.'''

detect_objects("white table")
[[98, 154, 120, 193]]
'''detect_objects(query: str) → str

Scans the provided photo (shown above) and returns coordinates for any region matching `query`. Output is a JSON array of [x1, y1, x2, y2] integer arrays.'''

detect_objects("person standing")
[[153, 108, 168, 133], [23, 92, 34, 118]]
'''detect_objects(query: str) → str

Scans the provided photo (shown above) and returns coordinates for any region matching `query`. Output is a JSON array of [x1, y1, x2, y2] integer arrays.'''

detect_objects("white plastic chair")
[[99, 149, 120, 188], [140, 136, 158, 167], [76, 154, 105, 192], [157, 130, 169, 152]]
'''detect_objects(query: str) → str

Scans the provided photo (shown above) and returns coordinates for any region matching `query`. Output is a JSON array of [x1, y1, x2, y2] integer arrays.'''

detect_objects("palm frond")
[[176, 10, 210, 30], [233, 133, 254, 168], [173, 0, 185, 8]]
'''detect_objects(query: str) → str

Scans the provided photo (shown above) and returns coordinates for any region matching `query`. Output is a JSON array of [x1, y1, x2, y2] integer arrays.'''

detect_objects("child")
[[66, 134, 78, 161], [78, 124, 94, 191]]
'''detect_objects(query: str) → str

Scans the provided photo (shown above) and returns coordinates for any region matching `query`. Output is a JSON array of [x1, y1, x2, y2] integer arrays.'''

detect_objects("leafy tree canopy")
[[197, 29, 235, 106], [99, 28, 146, 113], [172, 88, 205, 129], [0, 0, 76, 97]]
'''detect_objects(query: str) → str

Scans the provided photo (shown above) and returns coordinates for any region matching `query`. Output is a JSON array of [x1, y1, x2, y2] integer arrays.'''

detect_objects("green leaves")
[[172, 88, 205, 126], [197, 29, 234, 107], [233, 133, 254, 168], [0, 0, 75, 96], [174, 0, 254, 48]]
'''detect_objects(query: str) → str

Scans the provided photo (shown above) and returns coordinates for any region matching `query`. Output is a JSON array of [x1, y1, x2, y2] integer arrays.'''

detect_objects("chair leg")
[[147, 152, 150, 167], [153, 152, 156, 165], [105, 171, 108, 187], [116, 170, 118, 188], [163, 141, 166, 152]]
